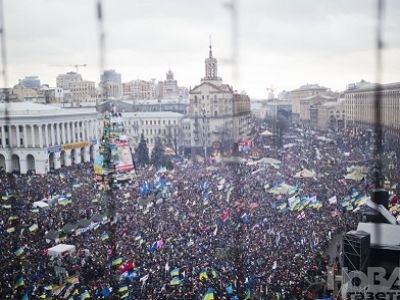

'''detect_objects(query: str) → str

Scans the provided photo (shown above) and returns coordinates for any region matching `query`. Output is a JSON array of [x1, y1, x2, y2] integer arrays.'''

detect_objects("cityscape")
[[1, 0, 400, 299]]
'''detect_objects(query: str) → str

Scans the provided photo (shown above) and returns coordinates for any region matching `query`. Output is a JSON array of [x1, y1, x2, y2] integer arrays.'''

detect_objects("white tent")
[[294, 169, 316, 178], [260, 129, 273, 136], [247, 157, 281, 167], [47, 244, 76, 257], [33, 201, 49, 209], [345, 165, 368, 181]]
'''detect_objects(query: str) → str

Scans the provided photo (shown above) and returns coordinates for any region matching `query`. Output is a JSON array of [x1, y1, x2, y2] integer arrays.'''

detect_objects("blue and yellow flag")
[[170, 268, 180, 277], [169, 277, 181, 286], [14, 247, 24, 257], [202, 288, 215, 300], [15, 277, 25, 288], [112, 257, 123, 266], [199, 270, 208, 280]]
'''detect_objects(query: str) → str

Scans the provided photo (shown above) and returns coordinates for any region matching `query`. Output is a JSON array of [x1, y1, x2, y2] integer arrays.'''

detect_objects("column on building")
[[54, 152, 61, 169], [74, 147, 81, 164], [8, 125, 13, 147], [44, 124, 49, 147], [64, 149, 72, 166], [38, 125, 43, 148], [16, 125, 21, 147], [56, 123, 61, 146], [72, 122, 76, 142], [31, 125, 36, 148], [50, 123, 55, 146], [84, 146, 90, 162], [61, 123, 66, 144], [0, 126, 4, 147], [67, 122, 71, 144], [23, 125, 27, 147]]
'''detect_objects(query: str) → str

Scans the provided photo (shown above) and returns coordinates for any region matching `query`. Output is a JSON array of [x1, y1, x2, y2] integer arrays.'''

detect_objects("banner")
[[112, 141, 134, 172], [61, 141, 89, 151]]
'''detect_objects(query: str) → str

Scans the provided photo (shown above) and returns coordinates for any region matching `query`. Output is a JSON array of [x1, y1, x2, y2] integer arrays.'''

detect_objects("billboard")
[[112, 141, 134, 172]]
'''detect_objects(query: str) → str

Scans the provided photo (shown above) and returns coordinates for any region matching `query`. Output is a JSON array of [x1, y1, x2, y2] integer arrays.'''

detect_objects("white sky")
[[2, 0, 400, 98]]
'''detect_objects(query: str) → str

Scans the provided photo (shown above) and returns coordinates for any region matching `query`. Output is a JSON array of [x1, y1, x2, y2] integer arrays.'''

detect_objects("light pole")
[[202, 108, 207, 162]]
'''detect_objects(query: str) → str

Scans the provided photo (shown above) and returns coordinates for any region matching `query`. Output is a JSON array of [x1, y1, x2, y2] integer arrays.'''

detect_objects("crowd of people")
[[1, 121, 399, 299]]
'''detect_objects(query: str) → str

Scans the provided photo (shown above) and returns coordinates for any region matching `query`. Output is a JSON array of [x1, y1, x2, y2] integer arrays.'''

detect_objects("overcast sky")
[[2, 0, 400, 98]]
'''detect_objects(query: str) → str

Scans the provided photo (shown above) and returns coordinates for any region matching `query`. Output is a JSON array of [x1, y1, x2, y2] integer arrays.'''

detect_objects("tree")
[[164, 124, 182, 156], [151, 137, 172, 169], [135, 133, 149, 166]]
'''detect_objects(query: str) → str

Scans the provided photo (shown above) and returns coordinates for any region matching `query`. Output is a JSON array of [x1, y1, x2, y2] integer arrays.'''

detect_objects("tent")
[[44, 230, 61, 241], [294, 169, 316, 178], [47, 244, 76, 257], [345, 165, 368, 181], [61, 223, 78, 234], [260, 129, 273, 136], [77, 219, 91, 228], [33, 201, 49, 209], [268, 183, 295, 195], [221, 157, 247, 164], [247, 157, 281, 167]]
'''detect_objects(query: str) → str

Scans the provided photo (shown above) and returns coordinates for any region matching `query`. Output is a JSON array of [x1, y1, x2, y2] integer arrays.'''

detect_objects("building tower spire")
[[202, 37, 221, 82], [209, 34, 213, 58]]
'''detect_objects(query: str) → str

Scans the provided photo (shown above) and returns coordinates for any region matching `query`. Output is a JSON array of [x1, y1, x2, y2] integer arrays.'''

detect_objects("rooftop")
[[292, 84, 328, 92], [345, 81, 400, 93], [0, 101, 97, 117], [123, 111, 184, 119]]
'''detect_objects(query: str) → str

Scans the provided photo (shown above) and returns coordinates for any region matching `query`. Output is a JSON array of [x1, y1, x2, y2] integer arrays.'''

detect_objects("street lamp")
[[202, 108, 207, 162]]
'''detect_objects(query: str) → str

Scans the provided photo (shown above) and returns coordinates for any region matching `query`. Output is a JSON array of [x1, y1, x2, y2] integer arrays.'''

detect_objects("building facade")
[[299, 94, 337, 121], [0, 102, 100, 174], [310, 100, 345, 131], [122, 79, 157, 100], [185, 43, 251, 155], [344, 81, 400, 135], [56, 72, 83, 90], [100, 70, 122, 99], [69, 80, 96, 103], [123, 111, 184, 151], [19, 76, 41, 90], [288, 84, 329, 122]]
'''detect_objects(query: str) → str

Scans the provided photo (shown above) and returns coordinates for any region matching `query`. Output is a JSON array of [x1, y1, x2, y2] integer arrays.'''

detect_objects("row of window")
[[126, 119, 177, 126]]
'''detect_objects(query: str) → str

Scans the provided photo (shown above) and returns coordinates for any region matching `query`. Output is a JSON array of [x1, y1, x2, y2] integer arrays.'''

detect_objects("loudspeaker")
[[343, 230, 370, 273], [372, 189, 389, 209]]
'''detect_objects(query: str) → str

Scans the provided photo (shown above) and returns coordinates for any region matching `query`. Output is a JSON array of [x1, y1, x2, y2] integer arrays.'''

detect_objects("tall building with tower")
[[100, 69, 123, 100], [183, 42, 251, 156]]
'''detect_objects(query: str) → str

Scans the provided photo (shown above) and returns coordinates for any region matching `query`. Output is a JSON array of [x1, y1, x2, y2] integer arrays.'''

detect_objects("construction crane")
[[71, 64, 87, 73], [49, 63, 87, 73]]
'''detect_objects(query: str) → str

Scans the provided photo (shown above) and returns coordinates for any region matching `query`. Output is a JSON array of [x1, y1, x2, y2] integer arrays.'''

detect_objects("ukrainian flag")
[[169, 277, 181, 286], [120, 292, 129, 299], [199, 270, 208, 280], [14, 247, 24, 256], [202, 288, 215, 300], [15, 277, 25, 288], [277, 203, 287, 211], [22, 293, 28, 300], [118, 285, 128, 293], [170, 268, 179, 277], [101, 233, 109, 241], [112, 257, 123, 266]]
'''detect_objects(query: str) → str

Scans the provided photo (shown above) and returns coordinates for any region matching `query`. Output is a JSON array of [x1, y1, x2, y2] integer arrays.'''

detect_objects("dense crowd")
[[1, 123, 399, 299]]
